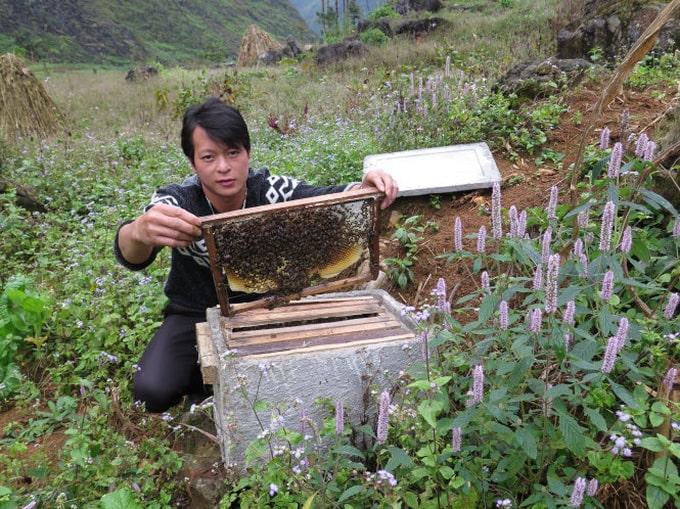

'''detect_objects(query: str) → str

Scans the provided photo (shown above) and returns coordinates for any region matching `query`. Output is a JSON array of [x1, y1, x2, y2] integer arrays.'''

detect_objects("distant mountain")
[[289, 0, 385, 35], [0, 0, 315, 65]]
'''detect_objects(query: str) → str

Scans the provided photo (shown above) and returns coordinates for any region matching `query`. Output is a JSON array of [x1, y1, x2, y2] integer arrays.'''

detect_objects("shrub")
[[360, 28, 390, 46], [220, 131, 680, 508]]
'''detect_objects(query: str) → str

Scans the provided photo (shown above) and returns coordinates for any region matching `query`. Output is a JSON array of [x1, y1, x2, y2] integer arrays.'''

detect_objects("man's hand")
[[360, 169, 399, 209], [118, 204, 202, 264]]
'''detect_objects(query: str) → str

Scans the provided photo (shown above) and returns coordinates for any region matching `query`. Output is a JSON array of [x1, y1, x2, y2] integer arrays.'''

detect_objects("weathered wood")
[[196, 322, 217, 384], [226, 297, 383, 327]]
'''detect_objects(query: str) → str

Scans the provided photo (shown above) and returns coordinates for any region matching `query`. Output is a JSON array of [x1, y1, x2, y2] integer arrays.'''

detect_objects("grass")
[[1, 0, 679, 507]]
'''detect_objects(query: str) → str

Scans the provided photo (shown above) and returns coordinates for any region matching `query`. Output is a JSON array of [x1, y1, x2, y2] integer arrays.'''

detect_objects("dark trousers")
[[133, 303, 208, 413]]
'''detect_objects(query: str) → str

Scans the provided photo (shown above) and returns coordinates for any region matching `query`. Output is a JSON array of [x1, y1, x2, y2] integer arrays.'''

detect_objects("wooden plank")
[[229, 313, 406, 346], [232, 330, 416, 356], [225, 299, 384, 328], [195, 322, 217, 384]]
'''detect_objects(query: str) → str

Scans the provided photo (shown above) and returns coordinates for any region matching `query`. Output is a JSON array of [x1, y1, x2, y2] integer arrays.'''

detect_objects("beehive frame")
[[201, 187, 383, 317]]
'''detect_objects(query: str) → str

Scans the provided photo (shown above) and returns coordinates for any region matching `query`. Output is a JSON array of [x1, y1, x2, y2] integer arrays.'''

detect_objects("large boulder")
[[557, 1, 680, 62], [315, 40, 368, 66], [494, 57, 596, 102], [357, 18, 394, 37], [394, 17, 448, 38]]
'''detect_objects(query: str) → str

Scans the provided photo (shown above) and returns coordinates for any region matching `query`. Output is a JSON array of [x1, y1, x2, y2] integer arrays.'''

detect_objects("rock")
[[494, 57, 596, 102], [315, 39, 368, 66], [394, 17, 448, 38]]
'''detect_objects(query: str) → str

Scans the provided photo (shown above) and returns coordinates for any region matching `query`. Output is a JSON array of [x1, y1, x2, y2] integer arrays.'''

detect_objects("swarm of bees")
[[205, 199, 373, 296]]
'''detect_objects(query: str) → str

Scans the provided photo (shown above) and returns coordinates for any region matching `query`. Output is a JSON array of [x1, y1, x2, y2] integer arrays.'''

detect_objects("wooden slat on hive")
[[225, 295, 383, 328], [228, 318, 415, 355]]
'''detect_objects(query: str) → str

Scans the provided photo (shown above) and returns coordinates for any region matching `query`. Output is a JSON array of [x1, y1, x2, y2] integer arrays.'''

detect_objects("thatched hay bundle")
[[0, 53, 63, 140], [237, 25, 285, 67]]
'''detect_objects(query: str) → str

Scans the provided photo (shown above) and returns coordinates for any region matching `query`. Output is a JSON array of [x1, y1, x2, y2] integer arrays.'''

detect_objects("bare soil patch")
[[381, 81, 678, 309]]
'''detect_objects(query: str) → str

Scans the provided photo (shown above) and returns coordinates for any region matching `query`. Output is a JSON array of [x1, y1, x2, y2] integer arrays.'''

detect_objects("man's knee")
[[133, 370, 181, 413]]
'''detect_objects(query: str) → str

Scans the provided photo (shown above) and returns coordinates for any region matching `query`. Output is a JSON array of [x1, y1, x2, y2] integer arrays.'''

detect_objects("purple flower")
[[508, 205, 518, 237], [466, 365, 484, 406], [547, 186, 558, 220], [499, 300, 509, 330], [451, 426, 462, 452], [634, 132, 649, 157], [673, 219, 680, 238], [664, 293, 679, 319], [335, 400, 344, 435], [533, 264, 544, 291], [477, 225, 487, 253], [644, 140, 656, 161], [545, 254, 560, 314], [619, 226, 632, 254], [569, 477, 587, 507], [602, 336, 620, 373], [564, 333, 572, 352], [599, 201, 616, 252], [542, 227, 553, 264], [269, 483, 279, 496], [492, 182, 502, 239], [528, 308, 543, 333], [600, 270, 614, 301], [663, 368, 677, 392], [586, 479, 599, 497], [600, 126, 611, 150], [481, 271, 490, 290], [454, 216, 463, 252], [376, 391, 391, 444], [517, 210, 527, 238], [608, 142, 623, 178], [564, 300, 576, 326], [615, 317, 629, 350], [433, 277, 450, 314]]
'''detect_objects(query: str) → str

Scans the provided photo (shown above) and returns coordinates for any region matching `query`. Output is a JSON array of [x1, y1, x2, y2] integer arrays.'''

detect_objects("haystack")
[[0, 53, 63, 140], [237, 24, 285, 67]]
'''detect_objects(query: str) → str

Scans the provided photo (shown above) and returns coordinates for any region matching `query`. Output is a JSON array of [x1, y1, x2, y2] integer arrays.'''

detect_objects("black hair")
[[181, 97, 251, 163]]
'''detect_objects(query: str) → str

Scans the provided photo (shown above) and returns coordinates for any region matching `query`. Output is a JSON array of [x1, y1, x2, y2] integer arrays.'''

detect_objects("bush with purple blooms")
[[221, 129, 679, 508]]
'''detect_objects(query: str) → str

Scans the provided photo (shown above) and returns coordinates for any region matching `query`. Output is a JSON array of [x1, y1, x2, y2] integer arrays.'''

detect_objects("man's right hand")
[[118, 204, 202, 264]]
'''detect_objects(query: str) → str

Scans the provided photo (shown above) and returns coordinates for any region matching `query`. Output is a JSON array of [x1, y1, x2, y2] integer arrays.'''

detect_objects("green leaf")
[[515, 427, 538, 459], [338, 484, 366, 503], [385, 446, 414, 472], [646, 485, 670, 509], [333, 445, 365, 459], [610, 381, 639, 409], [583, 406, 608, 432], [101, 487, 143, 509], [558, 412, 586, 457]]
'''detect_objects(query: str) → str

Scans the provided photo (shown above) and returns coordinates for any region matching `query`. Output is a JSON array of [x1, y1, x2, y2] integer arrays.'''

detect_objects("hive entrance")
[[201, 188, 383, 316]]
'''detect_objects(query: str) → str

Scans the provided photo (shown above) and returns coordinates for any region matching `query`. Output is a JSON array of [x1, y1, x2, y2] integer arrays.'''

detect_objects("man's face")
[[191, 126, 250, 213]]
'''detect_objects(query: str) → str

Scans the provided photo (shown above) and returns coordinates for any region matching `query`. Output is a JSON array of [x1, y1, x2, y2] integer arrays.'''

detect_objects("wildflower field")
[[1, 0, 679, 507]]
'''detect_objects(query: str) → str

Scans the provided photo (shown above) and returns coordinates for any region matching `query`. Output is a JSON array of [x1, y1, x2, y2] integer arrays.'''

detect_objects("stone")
[[199, 289, 418, 469]]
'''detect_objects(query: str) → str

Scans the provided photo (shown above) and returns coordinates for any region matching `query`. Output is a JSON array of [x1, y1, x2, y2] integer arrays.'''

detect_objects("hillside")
[[289, 0, 385, 34], [0, 0, 316, 65]]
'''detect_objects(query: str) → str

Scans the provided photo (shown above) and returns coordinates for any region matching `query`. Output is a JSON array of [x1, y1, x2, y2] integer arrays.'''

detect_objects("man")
[[114, 97, 398, 412]]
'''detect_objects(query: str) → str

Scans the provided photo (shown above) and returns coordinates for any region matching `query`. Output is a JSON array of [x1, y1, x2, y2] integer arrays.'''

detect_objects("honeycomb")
[[202, 196, 376, 298]]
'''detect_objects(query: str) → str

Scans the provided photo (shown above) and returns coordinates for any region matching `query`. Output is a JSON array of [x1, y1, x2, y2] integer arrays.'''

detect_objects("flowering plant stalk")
[[224, 131, 679, 508]]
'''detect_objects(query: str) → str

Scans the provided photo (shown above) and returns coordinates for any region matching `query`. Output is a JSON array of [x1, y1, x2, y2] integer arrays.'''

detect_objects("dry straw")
[[237, 24, 285, 67], [0, 53, 64, 140]]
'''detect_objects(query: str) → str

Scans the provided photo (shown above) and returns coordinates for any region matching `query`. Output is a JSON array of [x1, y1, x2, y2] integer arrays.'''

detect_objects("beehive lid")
[[201, 187, 383, 317]]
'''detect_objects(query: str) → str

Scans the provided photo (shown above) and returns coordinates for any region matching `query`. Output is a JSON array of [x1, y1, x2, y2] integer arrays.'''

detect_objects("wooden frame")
[[201, 187, 383, 317]]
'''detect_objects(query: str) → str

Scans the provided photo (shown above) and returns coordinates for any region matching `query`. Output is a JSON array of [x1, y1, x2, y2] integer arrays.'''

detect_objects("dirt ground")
[[381, 81, 678, 309]]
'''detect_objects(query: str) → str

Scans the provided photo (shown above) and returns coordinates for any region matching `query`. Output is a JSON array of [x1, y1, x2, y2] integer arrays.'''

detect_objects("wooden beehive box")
[[196, 188, 419, 468]]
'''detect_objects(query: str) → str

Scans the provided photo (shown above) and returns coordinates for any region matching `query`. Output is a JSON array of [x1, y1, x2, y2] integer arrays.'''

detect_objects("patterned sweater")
[[114, 168, 353, 312]]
